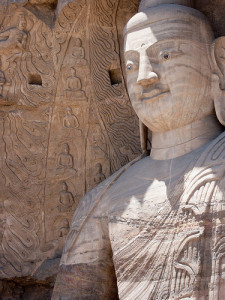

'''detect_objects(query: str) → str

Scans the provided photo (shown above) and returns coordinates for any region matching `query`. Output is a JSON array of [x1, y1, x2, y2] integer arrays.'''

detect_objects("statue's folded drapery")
[[53, 132, 225, 299]]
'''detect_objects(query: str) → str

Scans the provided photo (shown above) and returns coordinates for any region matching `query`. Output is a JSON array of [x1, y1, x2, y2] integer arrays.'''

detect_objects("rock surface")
[[1, 0, 225, 299], [0, 0, 140, 298]]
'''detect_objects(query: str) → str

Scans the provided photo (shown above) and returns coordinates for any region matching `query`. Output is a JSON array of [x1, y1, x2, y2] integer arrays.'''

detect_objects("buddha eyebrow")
[[125, 41, 177, 58], [146, 40, 176, 52]]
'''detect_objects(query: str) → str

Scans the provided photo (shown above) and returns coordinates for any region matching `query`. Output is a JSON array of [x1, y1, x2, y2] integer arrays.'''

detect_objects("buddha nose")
[[137, 52, 158, 86]]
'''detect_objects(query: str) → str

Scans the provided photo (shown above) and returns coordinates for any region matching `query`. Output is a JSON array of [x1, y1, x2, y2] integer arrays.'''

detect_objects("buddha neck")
[[150, 115, 223, 160]]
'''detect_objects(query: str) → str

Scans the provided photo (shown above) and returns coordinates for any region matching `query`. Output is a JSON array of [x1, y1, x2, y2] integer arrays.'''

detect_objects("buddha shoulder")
[[69, 155, 146, 230]]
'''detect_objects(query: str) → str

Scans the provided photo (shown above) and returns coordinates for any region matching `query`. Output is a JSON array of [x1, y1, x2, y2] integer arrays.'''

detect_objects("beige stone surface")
[[1, 0, 225, 298], [0, 0, 141, 298], [53, 1, 225, 299]]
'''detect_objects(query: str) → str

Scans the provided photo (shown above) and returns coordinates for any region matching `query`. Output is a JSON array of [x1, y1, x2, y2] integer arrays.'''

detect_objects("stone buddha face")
[[124, 5, 216, 133], [18, 15, 27, 31], [62, 182, 67, 191], [62, 143, 69, 154]]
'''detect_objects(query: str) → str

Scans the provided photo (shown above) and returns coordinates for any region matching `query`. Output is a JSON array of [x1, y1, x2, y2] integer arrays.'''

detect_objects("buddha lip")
[[141, 89, 169, 102]]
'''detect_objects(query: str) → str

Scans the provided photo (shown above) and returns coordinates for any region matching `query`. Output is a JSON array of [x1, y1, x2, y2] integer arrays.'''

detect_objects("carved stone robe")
[[53, 132, 225, 300]]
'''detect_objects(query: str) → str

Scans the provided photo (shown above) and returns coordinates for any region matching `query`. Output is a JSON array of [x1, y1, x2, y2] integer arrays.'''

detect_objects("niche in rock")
[[28, 74, 42, 86], [108, 68, 122, 85]]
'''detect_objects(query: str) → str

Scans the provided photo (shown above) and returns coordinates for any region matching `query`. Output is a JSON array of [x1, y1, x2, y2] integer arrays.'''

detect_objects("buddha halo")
[[139, 0, 194, 12]]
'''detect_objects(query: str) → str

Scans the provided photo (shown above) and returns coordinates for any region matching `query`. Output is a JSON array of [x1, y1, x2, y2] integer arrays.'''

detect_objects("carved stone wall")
[[0, 0, 141, 298], [0, 0, 225, 298]]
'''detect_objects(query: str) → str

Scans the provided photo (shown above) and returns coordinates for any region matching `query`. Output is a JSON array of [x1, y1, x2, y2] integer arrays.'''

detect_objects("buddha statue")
[[94, 163, 106, 185], [58, 218, 70, 238], [65, 67, 87, 100], [72, 38, 87, 66], [52, 1, 225, 299], [57, 182, 74, 213], [57, 143, 77, 177], [63, 107, 79, 129], [57, 143, 74, 170]]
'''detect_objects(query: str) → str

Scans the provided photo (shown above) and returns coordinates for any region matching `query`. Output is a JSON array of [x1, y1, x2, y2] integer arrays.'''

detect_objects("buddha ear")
[[211, 36, 225, 126], [213, 37, 225, 88]]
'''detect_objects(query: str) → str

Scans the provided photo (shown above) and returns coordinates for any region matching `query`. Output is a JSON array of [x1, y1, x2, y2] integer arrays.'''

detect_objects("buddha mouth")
[[141, 88, 170, 102]]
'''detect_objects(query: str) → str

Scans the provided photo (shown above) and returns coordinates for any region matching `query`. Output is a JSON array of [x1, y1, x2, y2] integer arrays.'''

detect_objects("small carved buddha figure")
[[57, 182, 74, 213], [65, 67, 86, 100], [94, 163, 106, 185], [57, 143, 73, 169], [53, 1, 225, 299], [92, 127, 107, 159], [57, 143, 77, 178], [0, 13, 28, 52], [72, 38, 87, 66], [63, 107, 79, 129], [58, 218, 70, 238]]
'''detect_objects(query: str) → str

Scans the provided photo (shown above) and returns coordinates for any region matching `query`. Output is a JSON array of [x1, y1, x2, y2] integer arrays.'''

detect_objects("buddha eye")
[[127, 63, 133, 71], [160, 51, 170, 61], [163, 53, 169, 60]]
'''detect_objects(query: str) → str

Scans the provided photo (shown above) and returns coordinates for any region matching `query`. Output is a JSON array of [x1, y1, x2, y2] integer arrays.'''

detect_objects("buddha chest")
[[107, 175, 225, 299]]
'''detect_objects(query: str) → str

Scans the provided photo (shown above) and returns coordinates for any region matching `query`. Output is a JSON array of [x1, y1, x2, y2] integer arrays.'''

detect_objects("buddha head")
[[74, 38, 82, 47], [66, 107, 72, 115], [17, 14, 27, 31], [70, 67, 77, 77], [63, 218, 69, 228], [96, 163, 103, 174], [62, 182, 68, 191], [124, 0, 225, 135], [62, 143, 69, 154]]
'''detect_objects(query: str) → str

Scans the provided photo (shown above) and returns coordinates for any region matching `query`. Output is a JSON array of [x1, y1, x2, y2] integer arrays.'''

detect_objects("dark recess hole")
[[109, 68, 122, 85], [28, 74, 42, 86]]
